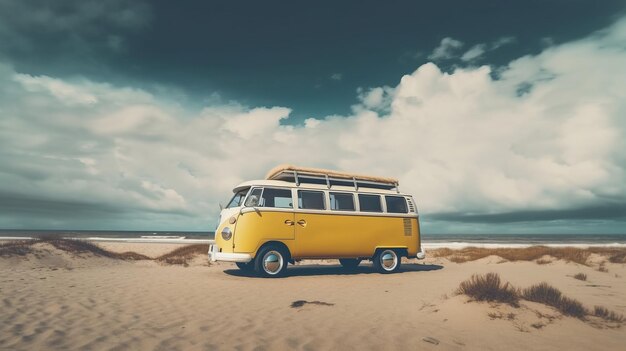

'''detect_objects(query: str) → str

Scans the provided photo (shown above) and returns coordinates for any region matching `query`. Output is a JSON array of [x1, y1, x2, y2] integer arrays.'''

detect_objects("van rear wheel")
[[373, 249, 401, 273], [254, 245, 288, 278], [339, 258, 361, 269]]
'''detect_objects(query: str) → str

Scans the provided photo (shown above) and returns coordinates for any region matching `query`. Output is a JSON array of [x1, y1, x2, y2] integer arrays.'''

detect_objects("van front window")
[[226, 188, 249, 208]]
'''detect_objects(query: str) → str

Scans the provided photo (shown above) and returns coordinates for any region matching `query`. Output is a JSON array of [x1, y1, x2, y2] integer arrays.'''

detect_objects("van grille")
[[407, 198, 416, 212], [403, 218, 412, 236]]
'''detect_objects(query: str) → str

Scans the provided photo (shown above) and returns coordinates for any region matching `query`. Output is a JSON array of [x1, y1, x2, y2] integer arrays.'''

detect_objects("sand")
[[1, 242, 625, 350]]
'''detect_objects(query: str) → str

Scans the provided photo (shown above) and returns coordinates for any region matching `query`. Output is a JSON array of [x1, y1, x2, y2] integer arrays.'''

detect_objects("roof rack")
[[265, 165, 400, 192]]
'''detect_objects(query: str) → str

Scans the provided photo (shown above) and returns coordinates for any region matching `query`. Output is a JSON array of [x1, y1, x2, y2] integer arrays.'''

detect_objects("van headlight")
[[221, 227, 232, 240]]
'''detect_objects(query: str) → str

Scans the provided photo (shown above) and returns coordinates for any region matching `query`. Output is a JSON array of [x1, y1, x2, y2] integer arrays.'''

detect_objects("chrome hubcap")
[[380, 250, 398, 271], [263, 251, 283, 275]]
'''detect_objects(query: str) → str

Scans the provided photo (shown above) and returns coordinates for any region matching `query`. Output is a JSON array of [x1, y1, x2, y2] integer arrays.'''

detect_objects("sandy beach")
[[1, 240, 625, 351]]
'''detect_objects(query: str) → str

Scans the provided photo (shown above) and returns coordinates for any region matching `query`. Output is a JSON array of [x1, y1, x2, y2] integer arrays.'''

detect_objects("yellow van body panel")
[[292, 213, 419, 258], [215, 210, 295, 257], [216, 209, 420, 260]]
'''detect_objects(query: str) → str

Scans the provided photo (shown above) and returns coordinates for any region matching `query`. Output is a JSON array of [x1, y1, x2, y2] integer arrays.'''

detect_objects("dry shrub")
[[41, 237, 120, 258], [588, 247, 626, 264], [156, 244, 209, 266], [607, 251, 626, 263], [597, 262, 609, 273], [432, 246, 626, 266], [536, 258, 552, 265], [522, 282, 562, 306], [448, 256, 469, 263], [558, 297, 587, 318], [1, 237, 150, 260], [1, 238, 213, 265], [573, 273, 587, 281], [41, 237, 150, 260], [0, 241, 34, 256], [457, 273, 520, 307], [116, 251, 151, 260], [459, 274, 623, 323], [522, 282, 586, 318], [593, 306, 624, 323]]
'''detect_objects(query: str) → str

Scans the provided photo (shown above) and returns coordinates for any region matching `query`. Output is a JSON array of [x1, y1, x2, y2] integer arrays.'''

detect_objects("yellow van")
[[208, 165, 424, 277]]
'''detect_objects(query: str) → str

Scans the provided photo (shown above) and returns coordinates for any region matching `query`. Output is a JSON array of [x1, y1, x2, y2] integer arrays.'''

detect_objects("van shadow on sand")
[[224, 263, 443, 278]]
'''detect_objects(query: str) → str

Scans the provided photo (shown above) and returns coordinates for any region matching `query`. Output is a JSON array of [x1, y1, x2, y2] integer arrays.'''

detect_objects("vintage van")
[[208, 165, 424, 277]]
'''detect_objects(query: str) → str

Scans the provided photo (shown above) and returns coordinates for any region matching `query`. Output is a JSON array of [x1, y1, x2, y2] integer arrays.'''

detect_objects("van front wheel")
[[339, 258, 361, 269], [254, 245, 288, 278], [373, 249, 401, 273]]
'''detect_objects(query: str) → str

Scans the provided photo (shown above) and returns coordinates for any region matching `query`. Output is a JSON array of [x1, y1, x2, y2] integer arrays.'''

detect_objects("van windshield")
[[226, 188, 249, 208]]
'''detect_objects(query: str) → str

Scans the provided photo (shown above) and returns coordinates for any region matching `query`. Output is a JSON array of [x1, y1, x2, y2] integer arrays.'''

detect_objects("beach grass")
[[0, 240, 34, 256], [593, 306, 624, 323], [432, 246, 626, 266], [155, 244, 209, 266], [1, 237, 208, 266], [522, 282, 586, 318], [458, 273, 623, 322], [457, 273, 520, 307]]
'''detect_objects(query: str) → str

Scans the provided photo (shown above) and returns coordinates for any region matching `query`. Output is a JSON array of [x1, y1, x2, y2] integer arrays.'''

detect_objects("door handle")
[[284, 219, 294, 226], [297, 219, 307, 227]]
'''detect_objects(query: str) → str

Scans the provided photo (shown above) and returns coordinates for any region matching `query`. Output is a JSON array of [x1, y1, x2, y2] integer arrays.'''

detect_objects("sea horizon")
[[2, 229, 626, 245]]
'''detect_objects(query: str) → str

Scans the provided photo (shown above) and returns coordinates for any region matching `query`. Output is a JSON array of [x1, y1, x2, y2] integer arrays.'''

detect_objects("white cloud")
[[13, 74, 98, 105], [461, 36, 516, 62], [356, 86, 395, 111], [428, 37, 464, 60], [493, 36, 516, 48], [330, 73, 343, 81], [461, 44, 487, 62], [1, 17, 626, 230]]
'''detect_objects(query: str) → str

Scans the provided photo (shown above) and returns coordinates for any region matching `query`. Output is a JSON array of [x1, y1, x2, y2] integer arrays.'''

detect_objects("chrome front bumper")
[[208, 244, 253, 263], [416, 247, 426, 260]]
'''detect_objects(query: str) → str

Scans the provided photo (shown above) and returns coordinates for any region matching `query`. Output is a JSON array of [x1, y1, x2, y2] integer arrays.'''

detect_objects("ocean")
[[1, 230, 625, 247]]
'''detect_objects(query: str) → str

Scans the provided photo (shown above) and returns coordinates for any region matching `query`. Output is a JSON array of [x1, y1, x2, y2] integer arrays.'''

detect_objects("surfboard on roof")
[[265, 164, 399, 185]]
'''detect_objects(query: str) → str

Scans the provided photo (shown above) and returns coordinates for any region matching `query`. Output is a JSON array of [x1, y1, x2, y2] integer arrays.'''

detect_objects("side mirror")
[[244, 195, 259, 207], [241, 195, 262, 215]]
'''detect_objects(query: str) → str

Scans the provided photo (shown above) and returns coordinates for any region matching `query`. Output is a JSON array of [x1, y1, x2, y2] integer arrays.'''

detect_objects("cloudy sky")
[[1, 1, 625, 234]]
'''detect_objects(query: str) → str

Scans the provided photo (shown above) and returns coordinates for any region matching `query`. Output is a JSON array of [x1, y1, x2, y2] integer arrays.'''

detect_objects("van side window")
[[330, 192, 355, 211], [358, 194, 382, 212], [385, 196, 408, 213], [298, 190, 326, 210], [244, 188, 263, 207], [261, 188, 293, 208]]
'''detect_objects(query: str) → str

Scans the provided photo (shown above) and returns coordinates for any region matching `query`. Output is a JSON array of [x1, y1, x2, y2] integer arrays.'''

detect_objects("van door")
[[233, 187, 295, 255], [293, 189, 354, 258]]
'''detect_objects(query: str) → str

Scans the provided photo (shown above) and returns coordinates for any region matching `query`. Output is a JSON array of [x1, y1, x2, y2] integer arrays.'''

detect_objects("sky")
[[0, 0, 625, 234]]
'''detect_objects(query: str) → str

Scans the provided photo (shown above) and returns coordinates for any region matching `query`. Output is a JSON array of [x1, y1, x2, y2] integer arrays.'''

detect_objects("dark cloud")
[[0, 191, 125, 218], [0, 189, 193, 216], [0, 0, 151, 53], [429, 203, 626, 224], [1, 1, 624, 122]]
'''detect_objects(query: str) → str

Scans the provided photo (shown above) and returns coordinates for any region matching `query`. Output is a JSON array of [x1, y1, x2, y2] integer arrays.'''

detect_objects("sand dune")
[[1, 241, 625, 350]]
